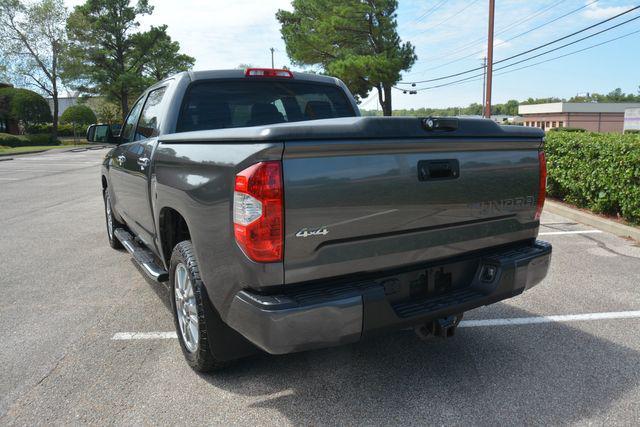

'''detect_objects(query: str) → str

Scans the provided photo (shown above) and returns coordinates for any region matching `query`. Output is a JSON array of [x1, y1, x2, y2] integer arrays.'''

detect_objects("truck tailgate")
[[283, 135, 543, 284]]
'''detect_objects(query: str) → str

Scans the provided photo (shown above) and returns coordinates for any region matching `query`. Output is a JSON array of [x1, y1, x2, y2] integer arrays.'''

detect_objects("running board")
[[114, 228, 168, 282]]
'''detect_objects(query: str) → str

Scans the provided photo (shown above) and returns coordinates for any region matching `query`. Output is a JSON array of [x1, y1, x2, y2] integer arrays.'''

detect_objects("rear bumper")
[[225, 240, 552, 354]]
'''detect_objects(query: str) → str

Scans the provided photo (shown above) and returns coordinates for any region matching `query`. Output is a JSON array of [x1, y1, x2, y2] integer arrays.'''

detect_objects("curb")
[[0, 149, 49, 157], [0, 145, 108, 158], [545, 200, 640, 242]]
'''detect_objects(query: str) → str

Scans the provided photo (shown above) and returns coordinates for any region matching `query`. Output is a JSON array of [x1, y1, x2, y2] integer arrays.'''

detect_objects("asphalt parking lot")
[[1, 148, 640, 425]]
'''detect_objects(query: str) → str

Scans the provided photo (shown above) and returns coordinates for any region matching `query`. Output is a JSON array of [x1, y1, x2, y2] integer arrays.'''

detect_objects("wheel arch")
[[158, 206, 192, 267]]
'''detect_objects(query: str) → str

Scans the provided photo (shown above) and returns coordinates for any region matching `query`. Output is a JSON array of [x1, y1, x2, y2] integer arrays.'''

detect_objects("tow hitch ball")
[[414, 314, 464, 340]]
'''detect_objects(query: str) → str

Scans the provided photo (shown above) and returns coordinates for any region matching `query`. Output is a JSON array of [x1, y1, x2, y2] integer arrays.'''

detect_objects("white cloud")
[[582, 1, 631, 19], [64, 0, 293, 70]]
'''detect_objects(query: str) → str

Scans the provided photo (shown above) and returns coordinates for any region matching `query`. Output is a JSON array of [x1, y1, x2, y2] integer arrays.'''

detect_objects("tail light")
[[534, 150, 547, 220], [233, 161, 283, 262], [245, 68, 293, 78]]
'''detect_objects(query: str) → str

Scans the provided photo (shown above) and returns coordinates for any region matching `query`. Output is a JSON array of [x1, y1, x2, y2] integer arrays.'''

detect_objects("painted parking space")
[[2, 149, 640, 425]]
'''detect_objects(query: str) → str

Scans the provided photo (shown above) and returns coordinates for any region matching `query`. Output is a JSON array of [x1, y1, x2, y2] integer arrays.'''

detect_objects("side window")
[[127, 144, 144, 155], [135, 87, 166, 140], [120, 97, 145, 143]]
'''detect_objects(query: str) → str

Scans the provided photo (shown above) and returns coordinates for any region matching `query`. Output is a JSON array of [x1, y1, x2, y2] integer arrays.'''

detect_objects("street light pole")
[[270, 47, 275, 68], [484, 0, 495, 119]]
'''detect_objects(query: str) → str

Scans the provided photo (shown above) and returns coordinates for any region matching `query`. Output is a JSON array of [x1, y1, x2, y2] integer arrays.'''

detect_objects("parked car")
[[89, 68, 552, 372]]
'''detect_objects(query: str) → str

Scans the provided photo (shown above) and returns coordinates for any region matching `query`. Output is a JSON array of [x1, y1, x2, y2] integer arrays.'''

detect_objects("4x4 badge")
[[296, 227, 329, 238]]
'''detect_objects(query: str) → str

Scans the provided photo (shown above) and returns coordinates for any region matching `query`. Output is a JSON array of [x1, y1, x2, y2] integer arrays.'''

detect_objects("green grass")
[[59, 137, 88, 145], [0, 145, 72, 155]]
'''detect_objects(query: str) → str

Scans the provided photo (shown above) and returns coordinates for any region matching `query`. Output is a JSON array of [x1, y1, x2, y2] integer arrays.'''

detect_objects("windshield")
[[176, 80, 355, 132]]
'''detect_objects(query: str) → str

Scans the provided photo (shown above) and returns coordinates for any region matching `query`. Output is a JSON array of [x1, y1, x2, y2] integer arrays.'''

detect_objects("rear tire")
[[103, 189, 124, 249], [170, 240, 228, 372]]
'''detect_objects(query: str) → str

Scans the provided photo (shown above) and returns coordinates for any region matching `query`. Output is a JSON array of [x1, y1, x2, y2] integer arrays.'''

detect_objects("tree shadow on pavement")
[[200, 303, 640, 425]]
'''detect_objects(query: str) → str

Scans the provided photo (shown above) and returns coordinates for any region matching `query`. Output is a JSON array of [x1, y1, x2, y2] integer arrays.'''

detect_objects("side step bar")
[[114, 228, 169, 282]]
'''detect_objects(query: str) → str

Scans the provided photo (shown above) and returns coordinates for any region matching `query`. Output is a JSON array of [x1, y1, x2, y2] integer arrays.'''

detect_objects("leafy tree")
[[60, 104, 96, 140], [60, 104, 96, 126], [501, 99, 519, 116], [133, 25, 195, 81], [91, 98, 122, 124], [0, 87, 52, 131], [0, 0, 69, 138], [568, 88, 640, 103], [520, 97, 563, 105], [277, 0, 416, 116], [65, 0, 194, 121]]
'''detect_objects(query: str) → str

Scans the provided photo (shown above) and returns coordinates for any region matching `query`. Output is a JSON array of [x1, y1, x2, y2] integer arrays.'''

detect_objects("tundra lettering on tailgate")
[[468, 196, 535, 214]]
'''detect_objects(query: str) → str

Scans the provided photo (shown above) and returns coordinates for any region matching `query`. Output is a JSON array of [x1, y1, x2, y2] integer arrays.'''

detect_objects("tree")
[[0, 0, 68, 138], [133, 25, 195, 81], [0, 87, 52, 131], [65, 0, 193, 121], [60, 104, 96, 126], [60, 104, 96, 141], [91, 98, 121, 124], [277, 0, 416, 116]]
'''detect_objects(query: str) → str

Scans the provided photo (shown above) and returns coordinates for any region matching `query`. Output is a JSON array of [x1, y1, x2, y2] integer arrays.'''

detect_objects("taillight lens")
[[245, 68, 293, 78], [535, 151, 547, 220], [233, 161, 283, 262]]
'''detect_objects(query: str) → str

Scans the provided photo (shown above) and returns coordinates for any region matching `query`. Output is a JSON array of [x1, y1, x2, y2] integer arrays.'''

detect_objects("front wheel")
[[170, 240, 228, 372]]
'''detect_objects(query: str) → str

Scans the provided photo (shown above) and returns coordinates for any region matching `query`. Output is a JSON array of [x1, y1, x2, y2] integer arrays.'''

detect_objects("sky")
[[63, 0, 640, 110]]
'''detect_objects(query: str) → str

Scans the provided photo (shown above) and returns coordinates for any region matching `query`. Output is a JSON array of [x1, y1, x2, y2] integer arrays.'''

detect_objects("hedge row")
[[545, 132, 640, 224], [28, 123, 82, 136], [0, 133, 59, 147]]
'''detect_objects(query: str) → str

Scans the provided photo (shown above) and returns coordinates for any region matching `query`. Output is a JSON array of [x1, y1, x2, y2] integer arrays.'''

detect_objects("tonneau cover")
[[160, 117, 544, 143]]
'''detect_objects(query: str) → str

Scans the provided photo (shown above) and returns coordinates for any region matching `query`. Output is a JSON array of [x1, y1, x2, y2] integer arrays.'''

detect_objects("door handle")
[[116, 155, 126, 163], [137, 157, 150, 168], [418, 159, 460, 181]]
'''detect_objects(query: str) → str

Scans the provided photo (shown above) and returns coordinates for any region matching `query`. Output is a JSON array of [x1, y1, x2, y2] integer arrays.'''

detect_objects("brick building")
[[518, 102, 640, 133]]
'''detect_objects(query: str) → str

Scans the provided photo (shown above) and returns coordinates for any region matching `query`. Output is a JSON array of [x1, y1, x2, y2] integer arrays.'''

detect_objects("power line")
[[406, 0, 599, 76], [407, 0, 448, 26], [402, 26, 640, 92], [412, 0, 482, 34], [495, 28, 640, 77], [412, 0, 569, 68], [398, 5, 640, 85]]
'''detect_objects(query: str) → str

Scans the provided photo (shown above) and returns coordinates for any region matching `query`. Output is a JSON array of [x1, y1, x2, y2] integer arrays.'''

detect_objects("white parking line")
[[460, 310, 640, 327], [539, 230, 603, 236], [112, 310, 640, 340], [112, 332, 177, 340]]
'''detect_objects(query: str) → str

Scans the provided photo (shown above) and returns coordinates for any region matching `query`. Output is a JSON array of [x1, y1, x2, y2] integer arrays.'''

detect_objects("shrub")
[[29, 123, 76, 136], [60, 105, 97, 127], [0, 88, 52, 128], [547, 127, 586, 133], [545, 132, 640, 224], [0, 132, 59, 147], [0, 133, 22, 147], [625, 130, 640, 135], [26, 133, 58, 145]]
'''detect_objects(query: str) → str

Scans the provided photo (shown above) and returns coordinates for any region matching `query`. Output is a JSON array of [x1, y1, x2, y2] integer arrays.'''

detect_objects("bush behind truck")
[[546, 132, 640, 224]]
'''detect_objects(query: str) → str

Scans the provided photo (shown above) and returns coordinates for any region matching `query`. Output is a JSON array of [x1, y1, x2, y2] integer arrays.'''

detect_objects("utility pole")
[[270, 47, 275, 68], [482, 57, 487, 117], [484, 0, 495, 119]]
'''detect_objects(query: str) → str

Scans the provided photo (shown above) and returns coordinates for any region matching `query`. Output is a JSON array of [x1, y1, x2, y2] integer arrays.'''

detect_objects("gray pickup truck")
[[89, 68, 551, 372]]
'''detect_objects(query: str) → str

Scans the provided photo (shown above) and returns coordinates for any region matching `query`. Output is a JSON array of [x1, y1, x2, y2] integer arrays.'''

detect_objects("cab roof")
[[186, 69, 341, 85]]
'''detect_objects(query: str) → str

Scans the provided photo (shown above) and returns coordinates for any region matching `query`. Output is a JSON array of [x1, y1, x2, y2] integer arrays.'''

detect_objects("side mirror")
[[86, 124, 117, 143]]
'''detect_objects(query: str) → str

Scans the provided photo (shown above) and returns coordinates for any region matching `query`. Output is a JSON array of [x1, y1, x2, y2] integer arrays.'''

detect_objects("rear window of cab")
[[176, 80, 355, 132]]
